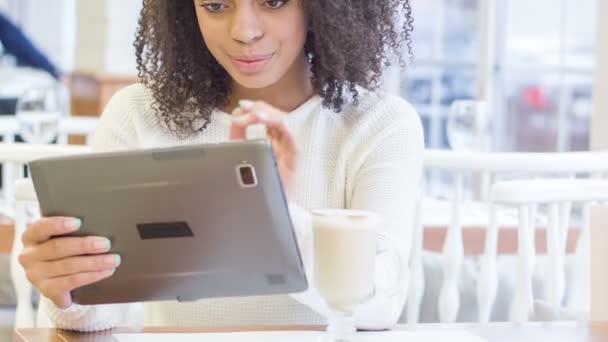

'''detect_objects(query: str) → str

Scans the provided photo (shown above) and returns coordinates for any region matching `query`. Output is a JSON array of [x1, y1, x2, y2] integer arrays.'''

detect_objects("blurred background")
[[0, 0, 141, 146], [402, 0, 596, 153], [0, 0, 600, 152]]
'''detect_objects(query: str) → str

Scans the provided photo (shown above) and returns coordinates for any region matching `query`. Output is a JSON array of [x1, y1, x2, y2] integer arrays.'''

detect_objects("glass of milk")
[[312, 209, 383, 342], [15, 85, 66, 144]]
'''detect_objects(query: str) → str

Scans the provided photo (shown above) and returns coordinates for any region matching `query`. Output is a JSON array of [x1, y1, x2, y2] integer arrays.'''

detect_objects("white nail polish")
[[64, 218, 81, 230], [232, 114, 249, 124], [238, 100, 255, 109]]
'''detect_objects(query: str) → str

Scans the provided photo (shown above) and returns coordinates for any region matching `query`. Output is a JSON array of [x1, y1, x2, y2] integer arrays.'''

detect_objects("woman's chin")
[[222, 64, 280, 89], [231, 75, 278, 90]]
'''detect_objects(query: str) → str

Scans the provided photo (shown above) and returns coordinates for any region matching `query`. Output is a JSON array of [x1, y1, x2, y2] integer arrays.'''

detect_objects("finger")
[[39, 269, 116, 309], [22, 217, 81, 245], [255, 116, 298, 161], [266, 123, 298, 156], [25, 235, 112, 264], [233, 112, 298, 166], [229, 101, 253, 140], [49, 292, 73, 310], [33, 254, 121, 280], [230, 100, 286, 140], [233, 105, 288, 139]]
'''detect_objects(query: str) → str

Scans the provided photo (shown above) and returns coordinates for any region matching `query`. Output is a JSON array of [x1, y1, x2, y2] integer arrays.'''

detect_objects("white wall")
[[6, 0, 141, 75], [104, 0, 141, 74], [75, 0, 141, 74], [0, 0, 18, 20], [4, 0, 76, 72], [74, 0, 106, 73], [591, 0, 608, 150], [0, 0, 9, 12]]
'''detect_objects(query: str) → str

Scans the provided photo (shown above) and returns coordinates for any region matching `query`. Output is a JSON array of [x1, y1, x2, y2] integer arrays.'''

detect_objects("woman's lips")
[[230, 54, 274, 74]]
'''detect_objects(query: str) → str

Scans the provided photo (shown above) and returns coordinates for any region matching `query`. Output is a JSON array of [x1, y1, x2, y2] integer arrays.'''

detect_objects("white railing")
[[490, 179, 608, 322], [409, 149, 608, 324], [0, 116, 98, 208]]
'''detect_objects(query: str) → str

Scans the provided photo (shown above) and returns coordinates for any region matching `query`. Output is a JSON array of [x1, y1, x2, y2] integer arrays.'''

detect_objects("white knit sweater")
[[41, 83, 424, 331]]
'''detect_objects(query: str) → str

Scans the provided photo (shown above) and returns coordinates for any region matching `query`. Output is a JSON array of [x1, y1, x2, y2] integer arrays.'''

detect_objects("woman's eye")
[[201, 3, 226, 13], [264, 0, 287, 9]]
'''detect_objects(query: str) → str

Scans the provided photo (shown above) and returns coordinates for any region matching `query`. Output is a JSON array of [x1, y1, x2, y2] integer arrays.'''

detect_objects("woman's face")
[[194, 0, 309, 90]]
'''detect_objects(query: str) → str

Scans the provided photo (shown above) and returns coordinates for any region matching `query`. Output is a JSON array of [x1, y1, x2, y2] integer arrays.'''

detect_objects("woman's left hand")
[[230, 100, 299, 198]]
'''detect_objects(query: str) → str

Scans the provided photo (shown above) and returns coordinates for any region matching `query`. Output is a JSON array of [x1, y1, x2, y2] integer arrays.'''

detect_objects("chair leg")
[[407, 198, 424, 325], [438, 173, 464, 323], [567, 203, 591, 316], [10, 201, 35, 328], [545, 203, 565, 320], [511, 204, 535, 323], [407, 254, 424, 325], [478, 204, 498, 323]]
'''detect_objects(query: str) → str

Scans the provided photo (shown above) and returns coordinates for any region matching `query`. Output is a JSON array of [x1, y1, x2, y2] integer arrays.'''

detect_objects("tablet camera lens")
[[238, 165, 257, 187]]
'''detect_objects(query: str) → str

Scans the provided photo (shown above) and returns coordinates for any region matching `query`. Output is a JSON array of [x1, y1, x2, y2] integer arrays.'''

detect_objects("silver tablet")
[[29, 140, 307, 305]]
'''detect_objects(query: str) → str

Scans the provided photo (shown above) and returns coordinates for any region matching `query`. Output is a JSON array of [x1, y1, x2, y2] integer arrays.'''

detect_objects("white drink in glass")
[[313, 209, 379, 341]]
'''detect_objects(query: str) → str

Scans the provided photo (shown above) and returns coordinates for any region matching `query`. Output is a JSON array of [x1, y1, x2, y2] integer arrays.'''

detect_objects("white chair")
[[0, 116, 99, 212], [3, 144, 90, 328], [409, 149, 608, 324], [12, 179, 38, 328], [0, 117, 19, 216], [490, 179, 608, 323], [56, 117, 100, 145], [0, 66, 61, 205]]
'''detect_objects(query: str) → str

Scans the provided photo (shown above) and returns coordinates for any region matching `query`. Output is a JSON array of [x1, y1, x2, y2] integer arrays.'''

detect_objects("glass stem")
[[326, 310, 356, 342]]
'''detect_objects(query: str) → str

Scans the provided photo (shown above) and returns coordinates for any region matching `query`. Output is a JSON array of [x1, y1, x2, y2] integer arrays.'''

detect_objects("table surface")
[[13, 322, 608, 342]]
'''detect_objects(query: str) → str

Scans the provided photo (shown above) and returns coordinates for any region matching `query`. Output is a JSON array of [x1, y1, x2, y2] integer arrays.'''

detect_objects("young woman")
[[19, 0, 423, 331]]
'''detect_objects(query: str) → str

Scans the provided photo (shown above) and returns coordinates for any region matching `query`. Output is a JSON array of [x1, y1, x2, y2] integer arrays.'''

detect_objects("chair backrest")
[[56, 117, 100, 145], [490, 179, 608, 323], [0, 117, 18, 143], [0, 115, 98, 145], [3, 143, 90, 328], [0, 117, 99, 209], [409, 149, 608, 325]]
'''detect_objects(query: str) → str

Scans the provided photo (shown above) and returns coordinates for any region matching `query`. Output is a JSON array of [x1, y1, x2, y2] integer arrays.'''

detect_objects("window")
[[400, 0, 597, 152]]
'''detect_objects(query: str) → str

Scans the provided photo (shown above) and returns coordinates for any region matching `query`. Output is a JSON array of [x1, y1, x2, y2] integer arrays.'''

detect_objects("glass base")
[[320, 310, 357, 342]]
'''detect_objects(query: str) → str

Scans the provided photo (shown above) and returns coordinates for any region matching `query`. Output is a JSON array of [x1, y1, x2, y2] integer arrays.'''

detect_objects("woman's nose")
[[230, 6, 264, 44]]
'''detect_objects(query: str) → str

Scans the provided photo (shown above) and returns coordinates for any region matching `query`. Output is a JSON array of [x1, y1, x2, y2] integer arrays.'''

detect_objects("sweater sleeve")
[[43, 85, 145, 331], [289, 104, 424, 330]]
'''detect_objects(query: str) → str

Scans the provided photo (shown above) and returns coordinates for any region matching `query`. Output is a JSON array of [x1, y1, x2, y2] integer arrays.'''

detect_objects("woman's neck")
[[225, 55, 314, 114]]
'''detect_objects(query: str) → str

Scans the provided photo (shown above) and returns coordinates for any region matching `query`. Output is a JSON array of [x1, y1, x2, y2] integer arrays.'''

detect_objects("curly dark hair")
[[134, 0, 414, 137]]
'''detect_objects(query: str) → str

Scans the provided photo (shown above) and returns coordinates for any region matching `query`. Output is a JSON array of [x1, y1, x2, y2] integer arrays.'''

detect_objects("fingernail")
[[104, 254, 121, 266], [232, 114, 249, 125], [93, 238, 111, 251], [64, 218, 81, 230], [238, 100, 255, 109]]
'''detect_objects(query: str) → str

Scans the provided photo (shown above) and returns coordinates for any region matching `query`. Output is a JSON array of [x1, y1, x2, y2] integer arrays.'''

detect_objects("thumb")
[[53, 292, 73, 310]]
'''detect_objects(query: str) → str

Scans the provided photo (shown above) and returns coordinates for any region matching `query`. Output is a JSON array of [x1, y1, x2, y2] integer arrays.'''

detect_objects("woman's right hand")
[[18, 217, 121, 309]]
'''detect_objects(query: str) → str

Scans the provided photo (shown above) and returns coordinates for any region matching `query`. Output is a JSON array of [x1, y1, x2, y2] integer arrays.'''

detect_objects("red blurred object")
[[524, 86, 549, 110]]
